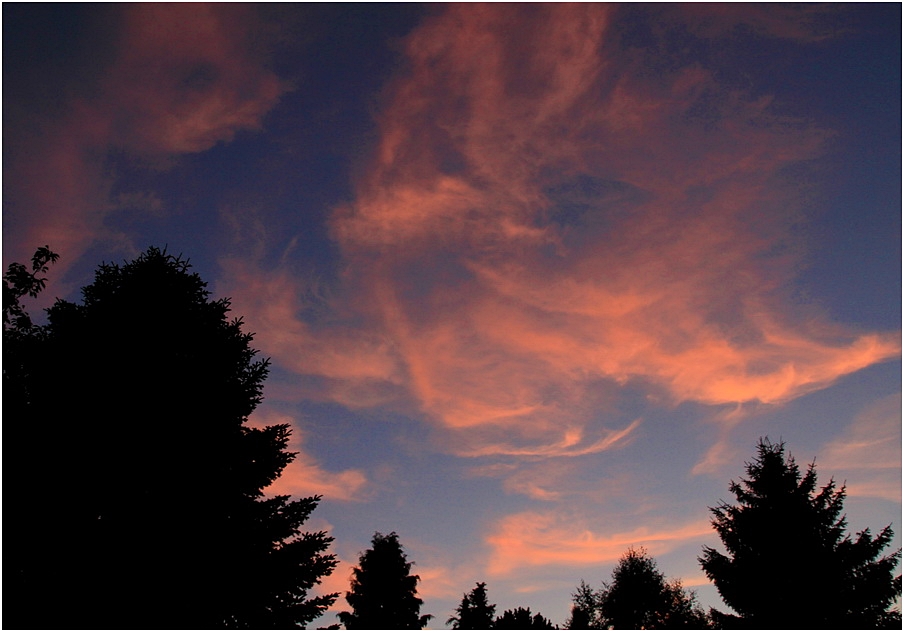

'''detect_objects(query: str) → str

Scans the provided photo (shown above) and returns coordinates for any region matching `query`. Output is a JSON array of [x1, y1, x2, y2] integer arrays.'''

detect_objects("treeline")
[[3, 247, 901, 630]]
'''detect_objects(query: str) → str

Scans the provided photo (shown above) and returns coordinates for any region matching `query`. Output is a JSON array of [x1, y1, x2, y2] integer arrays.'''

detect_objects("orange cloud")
[[485, 511, 712, 577]]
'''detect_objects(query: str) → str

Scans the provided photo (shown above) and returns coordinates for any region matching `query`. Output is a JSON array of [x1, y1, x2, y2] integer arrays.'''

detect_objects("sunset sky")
[[4, 3, 901, 626]]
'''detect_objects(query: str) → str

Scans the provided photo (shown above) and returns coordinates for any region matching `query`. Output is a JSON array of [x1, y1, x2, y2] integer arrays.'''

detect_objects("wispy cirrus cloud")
[[467, 460, 634, 504], [222, 4, 899, 460], [818, 393, 902, 502]]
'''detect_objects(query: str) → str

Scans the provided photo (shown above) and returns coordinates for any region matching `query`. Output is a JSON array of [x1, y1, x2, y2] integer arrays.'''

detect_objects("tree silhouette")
[[3, 244, 59, 330], [700, 438, 902, 629], [493, 607, 555, 629], [339, 531, 433, 629], [595, 547, 708, 629], [493, 607, 555, 630], [447, 582, 497, 629], [565, 580, 600, 629], [3, 246, 60, 444], [4, 247, 337, 629]]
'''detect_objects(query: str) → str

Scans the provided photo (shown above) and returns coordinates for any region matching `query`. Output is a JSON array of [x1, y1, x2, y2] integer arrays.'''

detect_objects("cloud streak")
[[819, 394, 902, 502], [485, 511, 712, 577]]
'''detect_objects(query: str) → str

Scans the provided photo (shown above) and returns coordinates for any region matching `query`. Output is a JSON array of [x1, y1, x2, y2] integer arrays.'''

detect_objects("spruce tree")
[[700, 438, 902, 629], [339, 531, 433, 629]]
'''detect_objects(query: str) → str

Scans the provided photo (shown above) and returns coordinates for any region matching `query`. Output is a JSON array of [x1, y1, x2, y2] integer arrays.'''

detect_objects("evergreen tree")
[[700, 438, 902, 629], [339, 531, 433, 629], [597, 547, 708, 629], [493, 607, 554, 629], [448, 582, 496, 629], [4, 247, 337, 628]]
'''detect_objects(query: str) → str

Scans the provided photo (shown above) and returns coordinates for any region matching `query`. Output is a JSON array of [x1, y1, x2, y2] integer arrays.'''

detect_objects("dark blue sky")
[[4, 4, 900, 625]]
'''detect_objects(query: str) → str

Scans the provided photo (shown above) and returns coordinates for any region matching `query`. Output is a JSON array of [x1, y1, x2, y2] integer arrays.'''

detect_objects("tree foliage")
[[4, 246, 337, 629], [339, 531, 433, 629], [565, 580, 600, 629], [2, 244, 59, 331], [700, 438, 902, 629], [493, 606, 555, 629], [595, 547, 708, 629], [448, 582, 497, 629]]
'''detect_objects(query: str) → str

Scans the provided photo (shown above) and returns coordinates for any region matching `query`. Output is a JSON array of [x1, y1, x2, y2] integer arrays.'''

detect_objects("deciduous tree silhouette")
[[565, 580, 600, 629], [699, 438, 902, 629], [3, 246, 60, 440], [447, 582, 497, 629], [339, 531, 433, 629], [4, 247, 337, 629], [493, 607, 554, 629], [594, 547, 708, 629], [3, 244, 59, 330]]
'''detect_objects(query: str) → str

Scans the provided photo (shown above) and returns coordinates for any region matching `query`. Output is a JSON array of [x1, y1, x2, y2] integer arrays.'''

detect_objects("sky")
[[3, 3, 901, 627]]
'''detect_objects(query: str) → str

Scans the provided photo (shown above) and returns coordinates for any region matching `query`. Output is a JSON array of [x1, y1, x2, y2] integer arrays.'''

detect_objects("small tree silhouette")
[[700, 438, 902, 629], [493, 607, 555, 629], [4, 247, 337, 629], [565, 580, 600, 629], [596, 547, 708, 629], [339, 531, 433, 629], [448, 582, 497, 629]]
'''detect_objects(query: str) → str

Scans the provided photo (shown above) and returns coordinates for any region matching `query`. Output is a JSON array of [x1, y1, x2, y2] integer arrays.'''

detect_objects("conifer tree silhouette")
[[339, 531, 433, 629], [447, 582, 496, 629], [4, 247, 337, 629], [700, 438, 902, 629]]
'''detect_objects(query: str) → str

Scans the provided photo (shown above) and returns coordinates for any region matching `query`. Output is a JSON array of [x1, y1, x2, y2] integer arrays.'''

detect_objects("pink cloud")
[[98, 3, 285, 155], [319, 558, 355, 613], [223, 5, 899, 458], [217, 257, 408, 411], [4, 4, 287, 276], [485, 511, 712, 577], [338, 6, 896, 435]]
